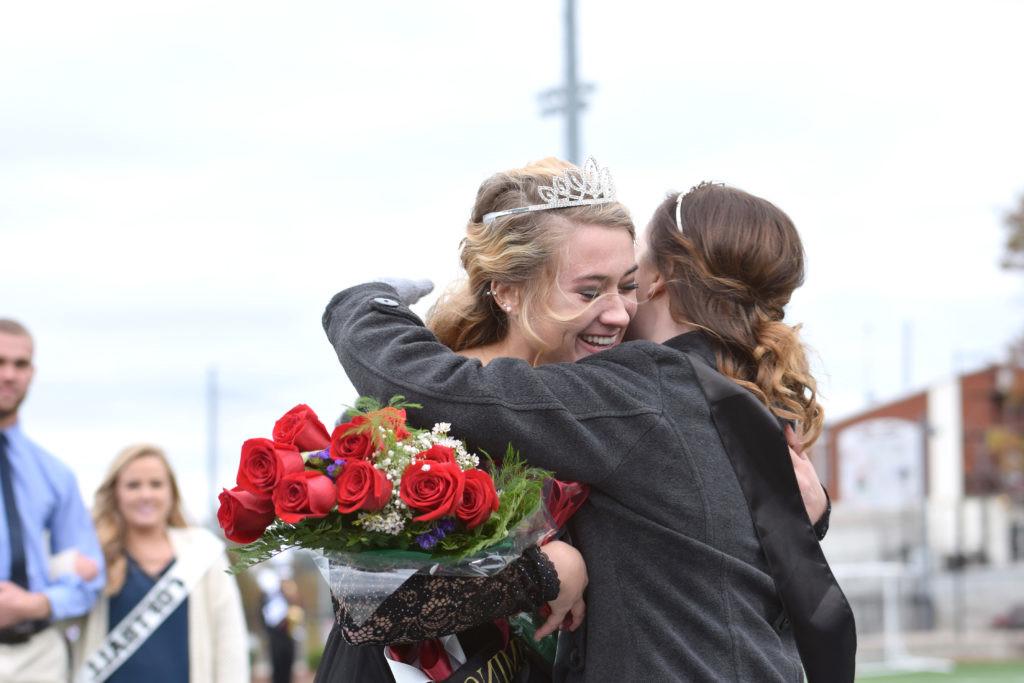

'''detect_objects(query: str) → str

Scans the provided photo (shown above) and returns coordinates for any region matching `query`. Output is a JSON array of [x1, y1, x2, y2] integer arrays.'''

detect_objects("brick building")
[[816, 363, 1024, 567]]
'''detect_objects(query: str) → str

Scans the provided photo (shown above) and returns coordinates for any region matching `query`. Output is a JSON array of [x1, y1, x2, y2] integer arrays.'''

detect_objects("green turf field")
[[856, 661, 1024, 682]]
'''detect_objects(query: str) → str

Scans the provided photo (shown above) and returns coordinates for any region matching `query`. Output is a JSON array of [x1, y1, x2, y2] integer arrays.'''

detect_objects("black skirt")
[[314, 621, 552, 683]]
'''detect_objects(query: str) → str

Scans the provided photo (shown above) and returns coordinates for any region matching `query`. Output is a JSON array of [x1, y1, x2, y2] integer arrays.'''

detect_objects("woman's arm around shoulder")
[[323, 283, 664, 484]]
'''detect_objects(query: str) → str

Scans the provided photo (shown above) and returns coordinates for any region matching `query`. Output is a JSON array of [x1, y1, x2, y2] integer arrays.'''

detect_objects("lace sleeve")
[[338, 545, 559, 645]]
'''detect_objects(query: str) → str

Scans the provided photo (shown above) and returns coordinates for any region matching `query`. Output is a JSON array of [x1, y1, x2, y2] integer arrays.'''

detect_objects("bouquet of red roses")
[[217, 397, 557, 623]]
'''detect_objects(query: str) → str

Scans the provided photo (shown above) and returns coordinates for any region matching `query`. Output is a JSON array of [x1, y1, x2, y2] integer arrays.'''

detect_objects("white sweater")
[[74, 526, 250, 683]]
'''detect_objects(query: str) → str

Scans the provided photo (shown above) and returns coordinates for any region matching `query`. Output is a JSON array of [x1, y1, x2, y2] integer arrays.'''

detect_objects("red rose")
[[545, 479, 590, 528], [217, 486, 276, 543], [331, 417, 375, 461], [236, 439, 304, 496], [273, 404, 330, 452], [455, 469, 500, 529], [336, 460, 393, 513], [399, 461, 465, 523], [417, 444, 456, 465], [273, 471, 336, 523], [377, 407, 410, 441]]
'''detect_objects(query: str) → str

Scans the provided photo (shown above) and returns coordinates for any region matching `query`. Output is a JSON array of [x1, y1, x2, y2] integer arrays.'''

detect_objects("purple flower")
[[326, 459, 346, 479], [416, 532, 438, 550], [415, 518, 456, 551]]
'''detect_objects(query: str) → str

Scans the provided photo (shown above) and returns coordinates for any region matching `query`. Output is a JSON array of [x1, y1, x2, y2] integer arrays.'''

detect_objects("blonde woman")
[[314, 158, 629, 683], [74, 445, 249, 683]]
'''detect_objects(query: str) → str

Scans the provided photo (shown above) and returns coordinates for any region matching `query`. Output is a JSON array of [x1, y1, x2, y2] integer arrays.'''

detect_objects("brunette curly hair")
[[646, 183, 824, 448]]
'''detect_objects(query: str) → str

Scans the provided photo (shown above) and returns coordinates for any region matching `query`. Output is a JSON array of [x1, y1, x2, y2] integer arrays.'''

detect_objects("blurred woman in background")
[[74, 444, 249, 683]]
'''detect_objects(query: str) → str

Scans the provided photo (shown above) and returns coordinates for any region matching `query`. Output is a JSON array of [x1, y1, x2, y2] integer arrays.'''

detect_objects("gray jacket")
[[323, 284, 850, 682]]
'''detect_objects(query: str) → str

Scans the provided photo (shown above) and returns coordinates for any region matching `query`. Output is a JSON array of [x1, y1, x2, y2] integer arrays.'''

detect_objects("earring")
[[504, 305, 512, 312]]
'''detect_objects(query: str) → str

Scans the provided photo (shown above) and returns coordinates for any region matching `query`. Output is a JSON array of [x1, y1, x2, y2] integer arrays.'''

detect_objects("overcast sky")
[[3, 1, 1023, 522]]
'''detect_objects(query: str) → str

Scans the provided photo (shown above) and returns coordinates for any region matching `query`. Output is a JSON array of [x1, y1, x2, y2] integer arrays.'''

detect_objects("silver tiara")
[[481, 157, 617, 225]]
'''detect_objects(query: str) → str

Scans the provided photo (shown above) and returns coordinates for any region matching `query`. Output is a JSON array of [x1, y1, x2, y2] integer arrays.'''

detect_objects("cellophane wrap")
[[315, 499, 558, 626]]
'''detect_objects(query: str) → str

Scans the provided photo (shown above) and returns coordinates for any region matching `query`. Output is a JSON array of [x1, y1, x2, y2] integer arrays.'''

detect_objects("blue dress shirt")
[[0, 423, 105, 621]]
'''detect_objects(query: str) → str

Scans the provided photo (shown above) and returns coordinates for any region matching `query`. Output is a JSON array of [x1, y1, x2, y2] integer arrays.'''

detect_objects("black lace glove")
[[338, 546, 559, 645]]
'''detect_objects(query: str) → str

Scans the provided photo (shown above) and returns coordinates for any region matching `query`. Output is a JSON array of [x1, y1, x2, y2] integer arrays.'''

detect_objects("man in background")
[[258, 568, 299, 683], [0, 318, 105, 681]]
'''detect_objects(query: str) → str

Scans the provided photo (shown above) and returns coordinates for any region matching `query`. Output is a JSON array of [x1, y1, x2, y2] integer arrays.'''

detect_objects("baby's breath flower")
[[456, 451, 481, 469], [356, 508, 407, 535]]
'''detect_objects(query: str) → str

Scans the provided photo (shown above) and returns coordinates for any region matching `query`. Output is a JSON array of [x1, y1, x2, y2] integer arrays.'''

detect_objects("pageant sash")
[[385, 621, 528, 683], [74, 534, 222, 683], [385, 635, 466, 683], [445, 637, 528, 683], [683, 348, 858, 683]]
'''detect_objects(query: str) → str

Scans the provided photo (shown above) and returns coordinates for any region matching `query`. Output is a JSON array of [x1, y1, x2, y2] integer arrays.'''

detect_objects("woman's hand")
[[785, 424, 827, 524], [535, 540, 587, 640], [73, 552, 100, 582]]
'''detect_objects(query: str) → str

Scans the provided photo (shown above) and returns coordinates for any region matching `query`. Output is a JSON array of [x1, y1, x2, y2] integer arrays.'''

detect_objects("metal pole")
[[537, 0, 591, 162], [953, 497, 966, 634], [902, 320, 913, 392], [918, 417, 935, 628], [864, 322, 874, 405], [207, 367, 218, 523], [564, 0, 580, 164]]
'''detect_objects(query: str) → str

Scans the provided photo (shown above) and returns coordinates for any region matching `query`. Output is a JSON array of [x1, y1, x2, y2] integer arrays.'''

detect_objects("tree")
[[1003, 192, 1024, 270]]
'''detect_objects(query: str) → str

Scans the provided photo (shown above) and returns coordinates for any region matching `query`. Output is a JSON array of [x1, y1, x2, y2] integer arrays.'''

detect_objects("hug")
[[315, 157, 856, 682]]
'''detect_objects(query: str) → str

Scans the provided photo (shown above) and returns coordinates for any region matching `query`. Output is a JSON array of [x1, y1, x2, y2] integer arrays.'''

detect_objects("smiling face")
[[502, 222, 638, 365], [115, 454, 175, 533]]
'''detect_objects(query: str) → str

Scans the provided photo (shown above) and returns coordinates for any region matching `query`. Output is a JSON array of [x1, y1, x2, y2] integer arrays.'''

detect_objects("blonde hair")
[[93, 444, 188, 595], [427, 157, 635, 355], [647, 184, 824, 448]]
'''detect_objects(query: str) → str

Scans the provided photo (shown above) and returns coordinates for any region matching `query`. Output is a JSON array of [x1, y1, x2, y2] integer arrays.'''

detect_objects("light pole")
[[538, 0, 595, 164], [207, 366, 219, 524]]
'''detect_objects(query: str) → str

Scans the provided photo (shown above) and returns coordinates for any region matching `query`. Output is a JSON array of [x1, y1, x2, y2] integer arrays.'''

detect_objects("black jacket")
[[323, 284, 856, 683]]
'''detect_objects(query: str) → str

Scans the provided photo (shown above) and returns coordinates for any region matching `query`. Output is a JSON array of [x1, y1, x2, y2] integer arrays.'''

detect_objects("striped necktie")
[[0, 432, 28, 588]]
